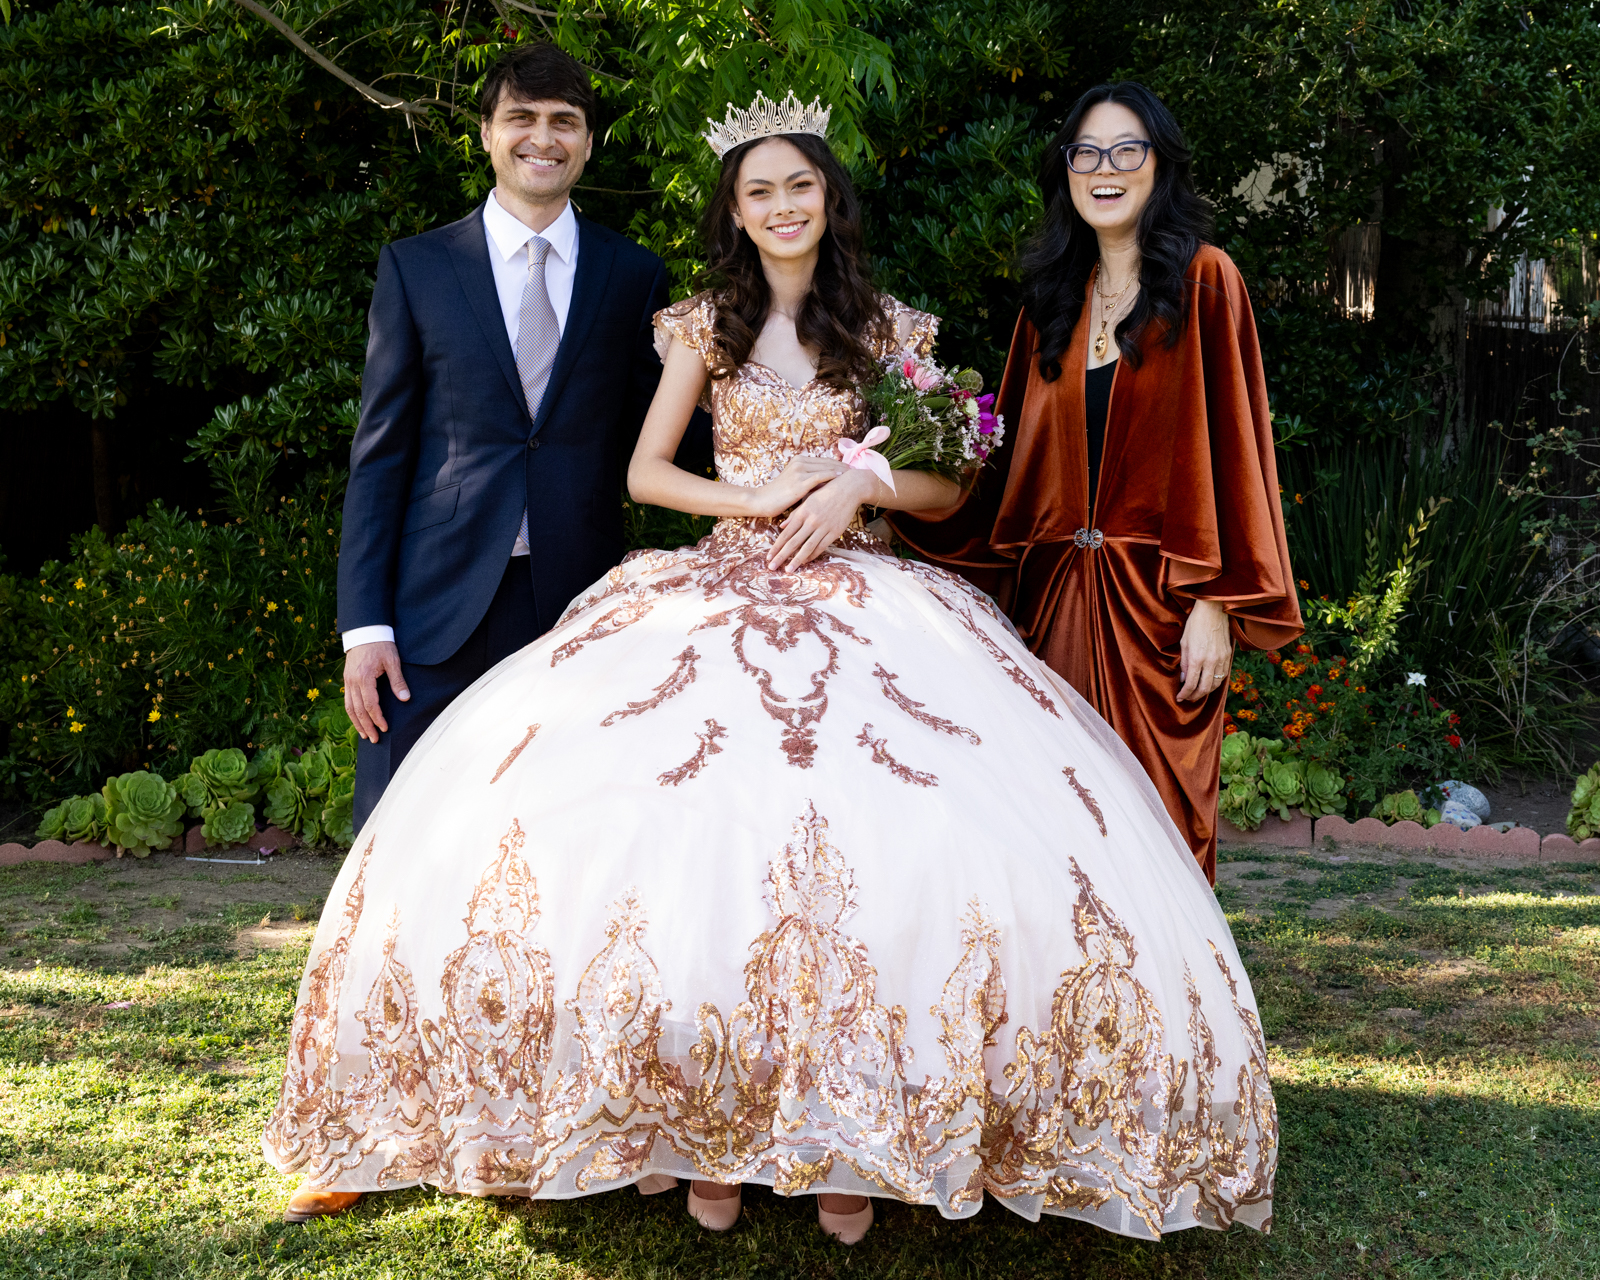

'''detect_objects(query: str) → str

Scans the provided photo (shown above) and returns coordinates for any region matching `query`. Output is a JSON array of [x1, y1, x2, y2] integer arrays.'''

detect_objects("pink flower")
[[902, 358, 940, 392]]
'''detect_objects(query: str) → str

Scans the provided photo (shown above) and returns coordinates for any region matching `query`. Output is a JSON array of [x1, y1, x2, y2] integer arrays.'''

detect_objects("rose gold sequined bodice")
[[654, 293, 939, 491]]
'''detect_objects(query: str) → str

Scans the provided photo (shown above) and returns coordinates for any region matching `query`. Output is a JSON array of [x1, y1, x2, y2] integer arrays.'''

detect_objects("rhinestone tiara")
[[702, 90, 832, 160]]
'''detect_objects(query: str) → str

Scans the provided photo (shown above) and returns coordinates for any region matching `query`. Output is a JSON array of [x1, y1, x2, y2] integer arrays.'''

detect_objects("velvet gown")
[[893, 247, 1302, 881]]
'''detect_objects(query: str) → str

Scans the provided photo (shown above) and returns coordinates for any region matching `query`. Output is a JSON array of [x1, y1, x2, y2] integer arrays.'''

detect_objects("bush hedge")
[[2, 0, 1598, 813]]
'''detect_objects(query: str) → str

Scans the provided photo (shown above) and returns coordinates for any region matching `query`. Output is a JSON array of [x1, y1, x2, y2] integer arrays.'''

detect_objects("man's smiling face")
[[480, 94, 592, 212]]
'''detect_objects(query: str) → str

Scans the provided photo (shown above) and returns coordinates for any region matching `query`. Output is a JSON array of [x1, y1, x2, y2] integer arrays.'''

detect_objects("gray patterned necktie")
[[515, 235, 558, 550]]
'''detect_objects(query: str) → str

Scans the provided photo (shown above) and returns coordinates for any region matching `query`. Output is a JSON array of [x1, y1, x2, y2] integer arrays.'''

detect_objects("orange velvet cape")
[[894, 246, 1302, 881]]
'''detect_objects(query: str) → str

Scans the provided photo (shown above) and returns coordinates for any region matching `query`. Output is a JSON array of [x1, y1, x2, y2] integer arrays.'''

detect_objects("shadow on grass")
[[0, 1077, 1593, 1279]]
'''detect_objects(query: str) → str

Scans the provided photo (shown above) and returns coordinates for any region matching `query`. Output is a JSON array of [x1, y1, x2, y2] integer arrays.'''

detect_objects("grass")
[[0, 849, 1595, 1278]]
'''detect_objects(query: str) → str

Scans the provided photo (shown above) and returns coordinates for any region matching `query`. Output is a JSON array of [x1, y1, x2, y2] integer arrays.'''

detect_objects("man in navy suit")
[[336, 43, 688, 836]]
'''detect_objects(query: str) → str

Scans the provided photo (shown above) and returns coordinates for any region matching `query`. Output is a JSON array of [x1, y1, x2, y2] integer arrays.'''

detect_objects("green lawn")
[[0, 848, 1594, 1278]]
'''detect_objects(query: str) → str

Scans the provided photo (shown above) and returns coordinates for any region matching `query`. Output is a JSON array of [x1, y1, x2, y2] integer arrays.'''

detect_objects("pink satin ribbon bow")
[[837, 426, 896, 495]]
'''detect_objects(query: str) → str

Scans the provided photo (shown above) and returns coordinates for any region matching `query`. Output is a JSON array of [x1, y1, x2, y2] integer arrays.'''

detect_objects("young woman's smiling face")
[[731, 137, 828, 265], [1066, 101, 1157, 241]]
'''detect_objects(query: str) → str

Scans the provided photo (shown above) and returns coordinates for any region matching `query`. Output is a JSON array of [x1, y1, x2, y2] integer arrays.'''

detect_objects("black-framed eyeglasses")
[[1061, 141, 1153, 174]]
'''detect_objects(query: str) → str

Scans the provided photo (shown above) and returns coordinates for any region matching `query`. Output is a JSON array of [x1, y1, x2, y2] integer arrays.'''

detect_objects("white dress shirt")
[[342, 190, 580, 652]]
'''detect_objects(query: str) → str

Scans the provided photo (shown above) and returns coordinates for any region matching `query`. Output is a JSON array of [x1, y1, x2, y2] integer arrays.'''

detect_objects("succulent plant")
[[1220, 777, 1269, 832], [173, 771, 209, 818], [1568, 762, 1600, 842], [1301, 762, 1348, 819], [322, 771, 355, 847], [251, 744, 288, 788], [189, 747, 259, 807], [101, 771, 185, 857], [201, 800, 257, 847], [36, 793, 108, 845], [1370, 789, 1441, 828], [1262, 758, 1307, 821], [264, 774, 311, 837]]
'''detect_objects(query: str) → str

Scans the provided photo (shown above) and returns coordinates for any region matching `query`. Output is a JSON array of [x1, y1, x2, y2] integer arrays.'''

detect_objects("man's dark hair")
[[479, 43, 598, 130]]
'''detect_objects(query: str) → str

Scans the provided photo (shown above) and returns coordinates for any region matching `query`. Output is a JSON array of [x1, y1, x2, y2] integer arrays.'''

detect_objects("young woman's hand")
[[1175, 599, 1233, 702], [766, 469, 877, 570], [744, 455, 851, 520]]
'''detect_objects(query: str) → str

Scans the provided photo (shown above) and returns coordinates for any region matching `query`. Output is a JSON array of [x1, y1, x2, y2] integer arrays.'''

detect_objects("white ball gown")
[[263, 295, 1277, 1240]]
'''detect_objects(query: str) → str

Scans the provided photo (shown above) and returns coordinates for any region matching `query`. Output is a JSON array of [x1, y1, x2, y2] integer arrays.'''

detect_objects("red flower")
[[1296, 644, 1313, 655], [1447, 733, 1462, 749], [1266, 651, 1282, 665], [1308, 684, 1323, 698], [1448, 712, 1461, 726], [1224, 723, 1239, 735]]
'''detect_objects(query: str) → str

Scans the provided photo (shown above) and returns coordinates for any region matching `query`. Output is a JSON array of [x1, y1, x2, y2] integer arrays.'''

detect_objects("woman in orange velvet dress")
[[894, 82, 1301, 882]]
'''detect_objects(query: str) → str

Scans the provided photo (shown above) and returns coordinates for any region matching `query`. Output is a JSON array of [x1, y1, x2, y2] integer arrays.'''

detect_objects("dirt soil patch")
[[0, 848, 345, 965]]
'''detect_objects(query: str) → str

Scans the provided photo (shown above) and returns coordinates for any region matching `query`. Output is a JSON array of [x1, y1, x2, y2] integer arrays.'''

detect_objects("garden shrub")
[[3, 0, 1598, 820]]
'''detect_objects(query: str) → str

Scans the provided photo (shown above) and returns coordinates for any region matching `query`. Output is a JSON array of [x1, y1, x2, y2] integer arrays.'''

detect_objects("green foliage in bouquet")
[[36, 792, 108, 845], [1568, 764, 1600, 843], [101, 770, 185, 857], [1370, 790, 1441, 829]]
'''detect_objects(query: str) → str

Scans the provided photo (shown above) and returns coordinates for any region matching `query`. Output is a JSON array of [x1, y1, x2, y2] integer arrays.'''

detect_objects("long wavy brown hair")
[[699, 132, 890, 392]]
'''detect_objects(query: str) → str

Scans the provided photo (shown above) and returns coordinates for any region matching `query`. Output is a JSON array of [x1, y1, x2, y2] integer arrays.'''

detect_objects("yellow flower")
[[307, 688, 321, 701], [70, 722, 86, 733], [147, 709, 161, 723], [74, 578, 85, 590], [266, 601, 279, 613], [65, 707, 75, 717]]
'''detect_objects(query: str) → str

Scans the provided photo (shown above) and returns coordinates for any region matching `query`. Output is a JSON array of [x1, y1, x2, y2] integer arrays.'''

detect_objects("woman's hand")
[[744, 455, 851, 521], [766, 468, 876, 570], [1176, 599, 1233, 703]]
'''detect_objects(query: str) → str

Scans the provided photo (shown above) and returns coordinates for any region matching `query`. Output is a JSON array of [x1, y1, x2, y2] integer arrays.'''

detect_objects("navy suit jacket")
[[338, 205, 694, 666]]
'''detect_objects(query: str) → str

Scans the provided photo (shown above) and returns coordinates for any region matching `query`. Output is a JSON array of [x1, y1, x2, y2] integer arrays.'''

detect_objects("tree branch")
[[227, 0, 455, 117], [1469, 201, 1528, 273]]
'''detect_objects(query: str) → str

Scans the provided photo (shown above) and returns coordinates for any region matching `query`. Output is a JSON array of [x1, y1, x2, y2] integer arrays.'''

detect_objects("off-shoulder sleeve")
[[881, 296, 940, 360], [653, 292, 718, 367]]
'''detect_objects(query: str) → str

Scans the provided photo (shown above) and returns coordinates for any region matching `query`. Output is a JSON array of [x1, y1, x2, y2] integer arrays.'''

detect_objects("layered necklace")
[[1092, 261, 1138, 361]]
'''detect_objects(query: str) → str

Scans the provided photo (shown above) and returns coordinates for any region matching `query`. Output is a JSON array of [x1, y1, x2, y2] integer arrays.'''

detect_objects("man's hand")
[[344, 641, 410, 743]]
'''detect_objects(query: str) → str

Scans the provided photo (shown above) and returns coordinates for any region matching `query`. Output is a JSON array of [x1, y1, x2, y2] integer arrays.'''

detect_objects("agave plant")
[[102, 771, 185, 857], [1568, 763, 1600, 842]]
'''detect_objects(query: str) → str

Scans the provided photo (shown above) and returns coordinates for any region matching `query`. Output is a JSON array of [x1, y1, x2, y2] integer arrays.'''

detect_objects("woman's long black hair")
[[1019, 81, 1213, 378], [699, 133, 890, 392]]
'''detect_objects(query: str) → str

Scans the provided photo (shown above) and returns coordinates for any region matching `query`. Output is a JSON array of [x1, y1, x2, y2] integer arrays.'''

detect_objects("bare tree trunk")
[[90, 417, 118, 535]]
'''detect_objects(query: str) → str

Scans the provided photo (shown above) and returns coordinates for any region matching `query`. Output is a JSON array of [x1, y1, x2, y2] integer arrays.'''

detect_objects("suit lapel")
[[532, 214, 616, 433], [445, 205, 527, 421]]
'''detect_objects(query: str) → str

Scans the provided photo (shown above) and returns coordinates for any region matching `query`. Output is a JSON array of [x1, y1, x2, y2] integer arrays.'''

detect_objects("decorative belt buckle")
[[1073, 527, 1105, 550]]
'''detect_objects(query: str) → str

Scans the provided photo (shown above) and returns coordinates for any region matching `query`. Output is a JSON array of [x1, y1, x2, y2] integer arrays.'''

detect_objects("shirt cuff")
[[342, 625, 396, 652]]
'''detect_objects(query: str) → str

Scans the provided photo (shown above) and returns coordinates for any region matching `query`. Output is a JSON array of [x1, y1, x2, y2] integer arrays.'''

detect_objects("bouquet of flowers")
[[841, 354, 1004, 493]]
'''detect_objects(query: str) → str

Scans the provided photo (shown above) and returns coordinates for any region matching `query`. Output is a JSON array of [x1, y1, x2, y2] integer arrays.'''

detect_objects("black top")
[[1084, 360, 1117, 518]]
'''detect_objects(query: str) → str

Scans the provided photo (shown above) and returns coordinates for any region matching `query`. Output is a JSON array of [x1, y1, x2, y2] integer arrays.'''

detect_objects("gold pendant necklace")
[[1092, 262, 1135, 360]]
